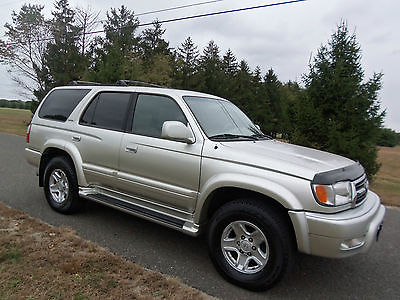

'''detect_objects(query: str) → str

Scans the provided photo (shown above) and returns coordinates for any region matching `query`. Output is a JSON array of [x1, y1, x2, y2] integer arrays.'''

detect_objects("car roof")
[[53, 85, 225, 101]]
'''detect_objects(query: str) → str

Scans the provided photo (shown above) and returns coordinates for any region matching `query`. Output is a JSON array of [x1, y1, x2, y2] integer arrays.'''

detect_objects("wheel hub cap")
[[220, 220, 269, 274], [49, 169, 69, 204]]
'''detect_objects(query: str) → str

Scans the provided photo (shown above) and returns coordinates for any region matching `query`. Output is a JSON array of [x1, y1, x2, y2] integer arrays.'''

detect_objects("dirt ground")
[[0, 202, 212, 300]]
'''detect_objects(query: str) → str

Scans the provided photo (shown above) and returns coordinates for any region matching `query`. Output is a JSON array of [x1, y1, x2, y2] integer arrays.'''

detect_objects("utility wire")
[[107, 0, 225, 19], [3, 0, 306, 46]]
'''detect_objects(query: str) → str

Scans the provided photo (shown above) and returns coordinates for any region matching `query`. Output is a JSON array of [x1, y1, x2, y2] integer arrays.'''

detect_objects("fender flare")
[[194, 173, 304, 224]]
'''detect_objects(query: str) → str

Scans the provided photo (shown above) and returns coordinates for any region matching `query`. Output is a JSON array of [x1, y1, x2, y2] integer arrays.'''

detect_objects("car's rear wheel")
[[43, 156, 83, 214], [207, 199, 295, 291]]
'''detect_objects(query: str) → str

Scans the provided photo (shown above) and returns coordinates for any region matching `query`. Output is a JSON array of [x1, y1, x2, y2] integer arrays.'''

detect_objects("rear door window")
[[38, 89, 90, 122], [80, 92, 132, 131]]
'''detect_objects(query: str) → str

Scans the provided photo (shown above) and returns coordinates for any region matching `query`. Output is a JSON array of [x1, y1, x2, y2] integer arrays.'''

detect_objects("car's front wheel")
[[207, 199, 295, 291]]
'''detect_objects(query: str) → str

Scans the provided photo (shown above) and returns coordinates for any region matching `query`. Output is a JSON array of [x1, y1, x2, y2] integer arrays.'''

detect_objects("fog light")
[[340, 237, 365, 250]]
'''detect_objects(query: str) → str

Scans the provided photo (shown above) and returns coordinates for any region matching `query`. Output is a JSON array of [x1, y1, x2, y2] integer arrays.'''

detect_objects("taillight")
[[26, 123, 32, 143]]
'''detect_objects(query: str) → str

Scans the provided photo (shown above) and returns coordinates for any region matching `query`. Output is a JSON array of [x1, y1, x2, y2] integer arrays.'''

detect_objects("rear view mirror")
[[161, 121, 195, 144]]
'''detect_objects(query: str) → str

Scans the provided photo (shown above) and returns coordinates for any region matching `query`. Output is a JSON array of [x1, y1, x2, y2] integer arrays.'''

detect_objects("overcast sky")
[[0, 0, 398, 131]]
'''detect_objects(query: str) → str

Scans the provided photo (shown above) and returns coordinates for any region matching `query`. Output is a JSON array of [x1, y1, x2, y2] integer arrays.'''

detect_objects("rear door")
[[117, 93, 202, 213], [74, 91, 134, 187]]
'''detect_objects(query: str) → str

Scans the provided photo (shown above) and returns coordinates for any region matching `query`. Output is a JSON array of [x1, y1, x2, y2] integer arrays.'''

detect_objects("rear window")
[[38, 89, 90, 122]]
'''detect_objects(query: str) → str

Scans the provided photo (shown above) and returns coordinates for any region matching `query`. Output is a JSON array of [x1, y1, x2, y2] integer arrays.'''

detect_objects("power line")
[[106, 0, 225, 20], [3, 0, 306, 46]]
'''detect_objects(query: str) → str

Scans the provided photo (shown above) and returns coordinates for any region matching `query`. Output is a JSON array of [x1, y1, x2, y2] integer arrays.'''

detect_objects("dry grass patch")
[[0, 108, 32, 136], [371, 146, 400, 207], [0, 202, 213, 300]]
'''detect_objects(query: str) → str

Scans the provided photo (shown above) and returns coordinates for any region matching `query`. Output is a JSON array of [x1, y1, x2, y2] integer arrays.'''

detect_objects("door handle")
[[125, 145, 138, 153], [72, 136, 81, 142]]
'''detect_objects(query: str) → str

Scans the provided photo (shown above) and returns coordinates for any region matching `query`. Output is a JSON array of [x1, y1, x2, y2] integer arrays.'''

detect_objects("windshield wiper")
[[209, 133, 258, 141], [250, 133, 273, 140]]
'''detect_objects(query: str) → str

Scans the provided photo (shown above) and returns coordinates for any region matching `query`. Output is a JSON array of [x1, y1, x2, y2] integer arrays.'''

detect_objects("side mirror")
[[161, 121, 195, 144], [255, 124, 261, 131]]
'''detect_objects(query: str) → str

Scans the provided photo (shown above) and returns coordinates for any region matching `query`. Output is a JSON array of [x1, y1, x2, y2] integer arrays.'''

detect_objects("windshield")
[[183, 96, 267, 141]]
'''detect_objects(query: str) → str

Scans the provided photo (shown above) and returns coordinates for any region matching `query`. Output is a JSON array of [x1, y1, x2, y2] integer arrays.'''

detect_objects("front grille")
[[353, 173, 368, 205]]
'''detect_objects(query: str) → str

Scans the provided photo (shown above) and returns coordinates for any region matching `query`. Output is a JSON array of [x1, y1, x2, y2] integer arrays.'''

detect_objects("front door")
[[117, 93, 202, 213]]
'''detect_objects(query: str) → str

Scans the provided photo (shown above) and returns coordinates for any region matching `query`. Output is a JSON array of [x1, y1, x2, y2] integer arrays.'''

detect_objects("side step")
[[84, 193, 186, 229]]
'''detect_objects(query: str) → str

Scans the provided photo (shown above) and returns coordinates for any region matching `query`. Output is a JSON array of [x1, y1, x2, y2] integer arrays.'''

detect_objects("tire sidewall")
[[43, 157, 79, 213], [208, 200, 289, 291]]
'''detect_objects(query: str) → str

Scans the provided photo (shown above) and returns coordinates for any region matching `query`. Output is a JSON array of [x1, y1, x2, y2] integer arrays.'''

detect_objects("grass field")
[[370, 146, 400, 207], [0, 108, 32, 136]]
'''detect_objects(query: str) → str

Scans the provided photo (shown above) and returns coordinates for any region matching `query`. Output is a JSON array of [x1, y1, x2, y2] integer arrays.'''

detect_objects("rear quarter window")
[[38, 89, 90, 122]]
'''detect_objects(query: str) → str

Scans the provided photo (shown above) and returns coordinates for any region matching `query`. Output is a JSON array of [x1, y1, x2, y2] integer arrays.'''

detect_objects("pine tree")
[[293, 22, 384, 177], [140, 21, 170, 63], [264, 69, 282, 136], [198, 40, 223, 95], [45, 0, 85, 87], [88, 5, 139, 83], [173, 37, 200, 89]]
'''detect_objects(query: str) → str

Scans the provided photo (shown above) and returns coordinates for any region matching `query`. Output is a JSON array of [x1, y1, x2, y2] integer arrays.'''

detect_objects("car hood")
[[215, 139, 355, 181]]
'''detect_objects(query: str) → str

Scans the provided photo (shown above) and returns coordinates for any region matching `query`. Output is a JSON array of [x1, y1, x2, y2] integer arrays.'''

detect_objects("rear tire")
[[207, 199, 295, 291], [43, 156, 83, 214]]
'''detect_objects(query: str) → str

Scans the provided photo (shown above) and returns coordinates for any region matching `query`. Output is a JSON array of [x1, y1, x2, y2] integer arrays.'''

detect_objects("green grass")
[[0, 107, 32, 136], [0, 247, 22, 264]]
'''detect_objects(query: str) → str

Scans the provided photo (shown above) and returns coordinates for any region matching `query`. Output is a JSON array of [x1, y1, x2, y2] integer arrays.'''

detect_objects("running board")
[[79, 189, 203, 236]]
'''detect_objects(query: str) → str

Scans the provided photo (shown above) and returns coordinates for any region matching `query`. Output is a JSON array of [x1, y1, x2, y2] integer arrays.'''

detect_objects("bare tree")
[[0, 4, 50, 99], [75, 6, 101, 56]]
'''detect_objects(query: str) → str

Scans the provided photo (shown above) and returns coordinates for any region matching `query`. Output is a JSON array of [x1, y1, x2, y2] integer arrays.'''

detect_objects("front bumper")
[[289, 191, 385, 258]]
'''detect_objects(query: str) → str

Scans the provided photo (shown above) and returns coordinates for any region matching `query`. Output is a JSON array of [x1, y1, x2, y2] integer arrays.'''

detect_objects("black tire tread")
[[207, 198, 295, 291], [43, 156, 83, 214]]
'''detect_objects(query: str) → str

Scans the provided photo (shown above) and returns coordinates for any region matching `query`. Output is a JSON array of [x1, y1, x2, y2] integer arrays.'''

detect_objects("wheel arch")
[[39, 145, 86, 187]]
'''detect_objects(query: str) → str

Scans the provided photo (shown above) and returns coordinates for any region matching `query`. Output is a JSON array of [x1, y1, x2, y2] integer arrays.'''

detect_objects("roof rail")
[[68, 80, 103, 86], [116, 80, 163, 88]]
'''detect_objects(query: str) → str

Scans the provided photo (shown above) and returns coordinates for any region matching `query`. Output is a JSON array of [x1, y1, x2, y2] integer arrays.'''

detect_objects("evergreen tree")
[[222, 49, 238, 76], [198, 40, 223, 95], [140, 21, 170, 64], [173, 37, 200, 89], [264, 69, 282, 136], [138, 21, 172, 86], [220, 49, 238, 98], [293, 22, 384, 177], [45, 0, 85, 88], [88, 5, 139, 83]]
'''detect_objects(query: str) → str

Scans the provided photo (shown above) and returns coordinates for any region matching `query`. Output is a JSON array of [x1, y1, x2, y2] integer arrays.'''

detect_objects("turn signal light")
[[315, 185, 327, 203]]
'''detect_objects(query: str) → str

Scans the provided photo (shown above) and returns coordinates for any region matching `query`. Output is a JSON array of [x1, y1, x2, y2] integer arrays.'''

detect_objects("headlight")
[[312, 181, 354, 206]]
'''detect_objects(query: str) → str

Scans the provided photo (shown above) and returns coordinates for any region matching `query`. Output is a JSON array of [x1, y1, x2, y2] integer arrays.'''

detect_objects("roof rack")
[[68, 80, 103, 86], [67, 80, 164, 88], [116, 80, 163, 88]]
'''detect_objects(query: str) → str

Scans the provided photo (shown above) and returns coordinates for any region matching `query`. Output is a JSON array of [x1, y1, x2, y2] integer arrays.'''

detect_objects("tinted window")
[[184, 96, 261, 137], [132, 94, 187, 138], [80, 92, 131, 131], [39, 89, 90, 122], [80, 96, 98, 125]]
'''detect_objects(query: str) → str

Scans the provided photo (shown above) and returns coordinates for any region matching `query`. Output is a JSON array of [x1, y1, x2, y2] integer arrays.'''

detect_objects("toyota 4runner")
[[25, 81, 385, 291]]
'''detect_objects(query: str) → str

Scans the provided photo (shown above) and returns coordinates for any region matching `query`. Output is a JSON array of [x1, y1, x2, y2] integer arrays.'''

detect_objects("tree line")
[[0, 99, 32, 110], [0, 0, 394, 176]]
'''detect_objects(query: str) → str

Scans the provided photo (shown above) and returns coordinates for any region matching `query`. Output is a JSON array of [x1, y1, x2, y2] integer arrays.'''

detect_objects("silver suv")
[[25, 82, 385, 291]]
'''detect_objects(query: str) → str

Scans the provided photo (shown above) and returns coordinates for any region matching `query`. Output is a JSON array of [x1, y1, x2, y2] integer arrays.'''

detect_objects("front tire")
[[207, 199, 295, 291], [43, 156, 82, 214]]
